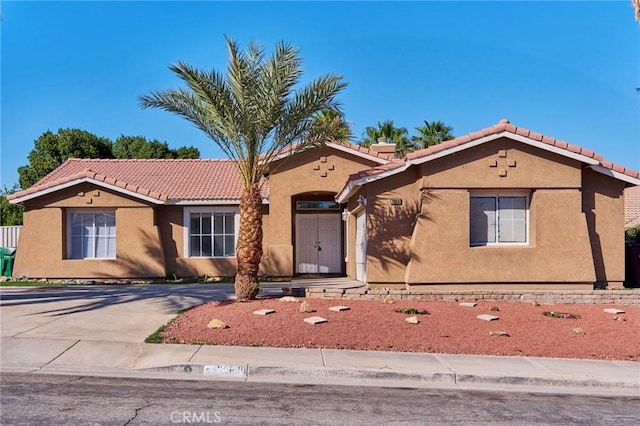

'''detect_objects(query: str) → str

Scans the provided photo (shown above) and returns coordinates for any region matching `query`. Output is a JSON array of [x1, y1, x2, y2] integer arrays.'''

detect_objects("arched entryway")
[[293, 194, 343, 275]]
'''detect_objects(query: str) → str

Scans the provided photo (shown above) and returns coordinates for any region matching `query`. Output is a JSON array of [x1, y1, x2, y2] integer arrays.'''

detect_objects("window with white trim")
[[185, 208, 238, 258], [470, 195, 528, 246], [68, 210, 116, 259]]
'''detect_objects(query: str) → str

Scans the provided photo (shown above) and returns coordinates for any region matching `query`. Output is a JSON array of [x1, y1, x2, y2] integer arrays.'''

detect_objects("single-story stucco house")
[[9, 119, 640, 290]]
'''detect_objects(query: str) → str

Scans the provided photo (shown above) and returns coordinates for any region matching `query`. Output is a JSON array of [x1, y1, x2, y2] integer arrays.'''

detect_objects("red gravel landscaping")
[[160, 298, 639, 362]]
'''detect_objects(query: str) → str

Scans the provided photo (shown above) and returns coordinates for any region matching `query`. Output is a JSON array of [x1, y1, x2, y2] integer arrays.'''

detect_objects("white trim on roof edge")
[[267, 142, 390, 165], [409, 132, 600, 166], [588, 165, 640, 186], [8, 177, 166, 205], [335, 131, 624, 202], [326, 142, 390, 164], [336, 163, 410, 203]]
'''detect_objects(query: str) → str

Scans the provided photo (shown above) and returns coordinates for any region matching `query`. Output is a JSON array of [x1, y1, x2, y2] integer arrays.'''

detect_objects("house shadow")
[[366, 189, 437, 273], [0, 228, 238, 316]]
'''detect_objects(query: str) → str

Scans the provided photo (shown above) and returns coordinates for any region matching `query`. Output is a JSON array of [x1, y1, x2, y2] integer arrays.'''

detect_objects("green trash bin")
[[1, 247, 16, 277]]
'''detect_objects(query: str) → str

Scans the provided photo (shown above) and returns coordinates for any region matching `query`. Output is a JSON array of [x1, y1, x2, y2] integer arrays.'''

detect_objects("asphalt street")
[[2, 373, 639, 425]]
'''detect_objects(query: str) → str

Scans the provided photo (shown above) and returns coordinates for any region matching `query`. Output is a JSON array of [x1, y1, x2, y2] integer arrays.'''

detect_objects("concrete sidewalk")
[[1, 284, 638, 396], [1, 336, 638, 396]]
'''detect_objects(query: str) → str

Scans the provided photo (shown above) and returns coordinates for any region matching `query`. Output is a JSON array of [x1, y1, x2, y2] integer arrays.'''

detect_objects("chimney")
[[369, 137, 396, 157]]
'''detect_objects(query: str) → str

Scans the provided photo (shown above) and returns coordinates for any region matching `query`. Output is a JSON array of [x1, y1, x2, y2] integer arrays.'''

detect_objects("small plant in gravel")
[[395, 307, 429, 315], [145, 324, 167, 343], [543, 311, 581, 319]]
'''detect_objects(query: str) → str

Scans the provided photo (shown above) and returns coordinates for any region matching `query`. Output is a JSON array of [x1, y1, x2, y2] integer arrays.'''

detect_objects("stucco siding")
[[266, 147, 381, 276], [421, 138, 582, 189], [357, 139, 602, 289], [582, 169, 626, 286], [14, 202, 166, 279], [404, 189, 595, 285], [361, 169, 420, 284]]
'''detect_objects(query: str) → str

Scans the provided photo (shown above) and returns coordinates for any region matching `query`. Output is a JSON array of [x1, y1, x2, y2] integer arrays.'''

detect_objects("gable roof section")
[[625, 186, 640, 229], [266, 141, 393, 164], [336, 119, 640, 203], [8, 141, 388, 205], [8, 159, 269, 205]]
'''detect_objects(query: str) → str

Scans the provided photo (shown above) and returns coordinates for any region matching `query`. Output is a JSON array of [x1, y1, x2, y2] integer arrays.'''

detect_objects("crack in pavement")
[[123, 400, 152, 426]]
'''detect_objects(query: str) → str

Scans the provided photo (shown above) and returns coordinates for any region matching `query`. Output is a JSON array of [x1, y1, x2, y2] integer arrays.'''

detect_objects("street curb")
[[3, 363, 638, 396], [455, 374, 639, 390], [248, 366, 455, 384], [129, 363, 638, 391]]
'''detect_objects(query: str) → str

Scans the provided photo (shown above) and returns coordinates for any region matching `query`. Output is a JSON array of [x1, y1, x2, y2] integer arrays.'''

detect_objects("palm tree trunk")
[[235, 182, 263, 301]]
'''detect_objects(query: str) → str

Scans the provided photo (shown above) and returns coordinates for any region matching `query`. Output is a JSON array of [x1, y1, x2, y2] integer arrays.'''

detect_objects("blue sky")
[[1, 1, 638, 189]]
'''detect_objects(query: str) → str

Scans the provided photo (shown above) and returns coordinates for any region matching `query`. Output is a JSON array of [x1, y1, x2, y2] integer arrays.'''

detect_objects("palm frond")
[[140, 37, 347, 187]]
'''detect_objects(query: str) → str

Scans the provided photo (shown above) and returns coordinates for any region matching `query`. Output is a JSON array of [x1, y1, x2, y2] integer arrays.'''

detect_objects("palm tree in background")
[[412, 120, 455, 149], [312, 108, 352, 143], [360, 120, 415, 156], [140, 37, 348, 301]]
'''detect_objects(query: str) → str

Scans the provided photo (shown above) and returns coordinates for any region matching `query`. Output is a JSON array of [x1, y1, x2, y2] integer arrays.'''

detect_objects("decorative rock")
[[329, 306, 350, 312], [459, 302, 477, 307], [572, 327, 585, 334], [405, 316, 420, 324], [489, 331, 510, 337], [613, 316, 627, 322], [303, 316, 327, 325], [490, 307, 500, 312], [253, 309, 275, 316], [0, 276, 10, 283], [299, 301, 314, 313], [207, 319, 228, 329], [477, 314, 499, 322], [279, 296, 299, 303], [603, 308, 625, 314], [382, 295, 395, 304]]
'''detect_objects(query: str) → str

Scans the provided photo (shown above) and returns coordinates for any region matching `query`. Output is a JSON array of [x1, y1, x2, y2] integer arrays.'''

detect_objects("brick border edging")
[[305, 288, 640, 306]]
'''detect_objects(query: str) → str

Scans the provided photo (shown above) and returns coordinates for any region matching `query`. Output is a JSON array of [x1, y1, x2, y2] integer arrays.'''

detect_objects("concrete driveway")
[[0, 279, 362, 342], [0, 284, 235, 342]]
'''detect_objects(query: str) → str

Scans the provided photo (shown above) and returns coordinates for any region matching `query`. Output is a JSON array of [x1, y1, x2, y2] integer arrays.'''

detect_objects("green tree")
[[18, 129, 114, 189], [113, 135, 172, 159], [113, 135, 201, 159], [171, 146, 200, 159], [411, 120, 455, 149], [139, 37, 347, 300], [360, 120, 415, 156], [0, 185, 23, 226]]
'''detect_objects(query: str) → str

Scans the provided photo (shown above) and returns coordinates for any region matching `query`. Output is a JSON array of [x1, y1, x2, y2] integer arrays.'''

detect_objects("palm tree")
[[411, 120, 455, 149], [139, 37, 347, 301], [312, 108, 352, 143], [360, 120, 415, 156]]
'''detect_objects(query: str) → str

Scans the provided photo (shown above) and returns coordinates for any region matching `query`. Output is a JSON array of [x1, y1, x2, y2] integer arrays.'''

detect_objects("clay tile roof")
[[346, 159, 406, 182], [264, 141, 393, 163], [403, 119, 640, 181], [626, 186, 640, 229], [10, 159, 269, 203]]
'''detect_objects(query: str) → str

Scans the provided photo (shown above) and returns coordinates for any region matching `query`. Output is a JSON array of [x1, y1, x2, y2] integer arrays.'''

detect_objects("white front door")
[[355, 211, 367, 282], [295, 214, 341, 274]]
